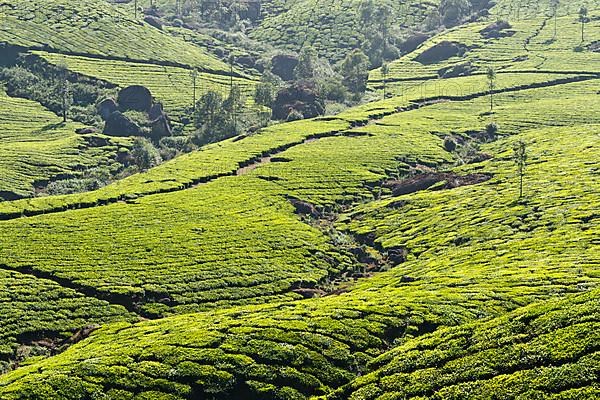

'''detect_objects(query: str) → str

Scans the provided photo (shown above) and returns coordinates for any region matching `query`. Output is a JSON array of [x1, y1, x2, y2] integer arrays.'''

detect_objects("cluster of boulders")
[[480, 20, 515, 39], [98, 85, 172, 142], [271, 82, 325, 121]]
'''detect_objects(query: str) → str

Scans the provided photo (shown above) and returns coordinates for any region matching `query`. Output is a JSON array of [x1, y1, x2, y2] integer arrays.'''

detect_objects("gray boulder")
[[103, 111, 143, 137], [117, 85, 153, 112], [97, 98, 118, 121]]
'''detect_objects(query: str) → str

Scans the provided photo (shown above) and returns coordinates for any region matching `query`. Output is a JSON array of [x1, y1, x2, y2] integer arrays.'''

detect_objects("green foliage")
[[439, 0, 472, 27], [131, 137, 163, 171], [192, 87, 248, 145], [341, 49, 370, 97], [250, 0, 439, 63], [295, 46, 319, 81], [336, 289, 600, 399]]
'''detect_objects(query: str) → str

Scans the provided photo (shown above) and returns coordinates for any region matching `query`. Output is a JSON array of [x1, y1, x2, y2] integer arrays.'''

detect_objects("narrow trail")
[[0, 73, 596, 224], [524, 16, 550, 52]]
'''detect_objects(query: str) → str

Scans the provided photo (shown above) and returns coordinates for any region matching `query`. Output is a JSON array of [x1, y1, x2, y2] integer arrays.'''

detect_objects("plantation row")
[[0, 0, 232, 74], [0, 175, 352, 318], [334, 288, 600, 399], [0, 122, 597, 398], [0, 88, 128, 200], [369, 13, 600, 84], [0, 268, 133, 374], [491, 0, 600, 20], [37, 52, 258, 124]]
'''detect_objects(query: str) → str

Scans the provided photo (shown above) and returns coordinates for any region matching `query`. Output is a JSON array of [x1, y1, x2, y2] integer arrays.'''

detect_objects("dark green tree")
[[194, 91, 223, 132], [341, 49, 370, 98], [294, 46, 318, 81], [254, 81, 275, 108], [223, 84, 245, 133], [55, 62, 72, 123], [439, 0, 471, 27], [131, 137, 162, 171]]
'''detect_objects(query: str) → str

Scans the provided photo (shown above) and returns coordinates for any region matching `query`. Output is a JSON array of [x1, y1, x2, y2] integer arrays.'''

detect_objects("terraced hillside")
[[0, 70, 598, 398], [36, 51, 257, 124], [0, 0, 229, 71], [0, 2, 598, 399], [0, 0, 258, 201], [334, 288, 600, 399], [250, 0, 439, 61], [0, 88, 128, 200], [369, 8, 600, 95]]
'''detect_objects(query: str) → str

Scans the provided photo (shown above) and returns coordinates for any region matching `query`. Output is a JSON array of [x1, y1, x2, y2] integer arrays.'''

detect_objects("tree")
[[381, 62, 390, 100], [486, 66, 496, 112], [550, 0, 560, 39], [55, 62, 71, 123], [358, 1, 395, 67], [439, 0, 471, 27], [131, 137, 162, 171], [513, 140, 527, 200], [194, 91, 223, 131], [223, 84, 245, 133], [294, 46, 318, 81], [254, 81, 275, 108], [579, 6, 588, 42], [341, 49, 370, 98], [191, 68, 199, 112]]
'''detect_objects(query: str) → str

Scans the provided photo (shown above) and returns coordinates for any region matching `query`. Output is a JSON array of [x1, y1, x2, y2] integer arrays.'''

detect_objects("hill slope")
[[0, 3, 598, 399]]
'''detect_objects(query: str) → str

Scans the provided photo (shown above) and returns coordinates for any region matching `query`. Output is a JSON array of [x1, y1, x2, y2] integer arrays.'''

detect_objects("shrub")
[[131, 137, 162, 171]]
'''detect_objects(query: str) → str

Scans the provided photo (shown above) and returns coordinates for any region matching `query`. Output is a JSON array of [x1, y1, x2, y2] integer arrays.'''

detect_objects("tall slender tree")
[[486, 66, 496, 112], [191, 68, 199, 112], [513, 140, 527, 201], [381, 62, 390, 100], [579, 6, 588, 42], [56, 62, 71, 123], [550, 0, 560, 39]]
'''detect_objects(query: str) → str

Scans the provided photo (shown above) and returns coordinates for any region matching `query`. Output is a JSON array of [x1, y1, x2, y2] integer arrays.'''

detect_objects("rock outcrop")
[[101, 86, 172, 142]]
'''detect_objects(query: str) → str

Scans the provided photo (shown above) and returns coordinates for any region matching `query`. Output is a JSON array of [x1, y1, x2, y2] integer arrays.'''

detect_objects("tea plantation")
[[0, 0, 230, 72], [0, 0, 598, 399], [0, 88, 127, 200], [0, 72, 598, 397], [250, 0, 439, 61]]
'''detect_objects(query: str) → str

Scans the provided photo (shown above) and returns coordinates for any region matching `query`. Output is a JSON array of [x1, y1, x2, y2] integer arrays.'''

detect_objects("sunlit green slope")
[[250, 0, 439, 61], [0, 75, 598, 398], [370, 9, 600, 95], [0, 0, 229, 72], [0, 88, 128, 200], [334, 288, 600, 400]]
